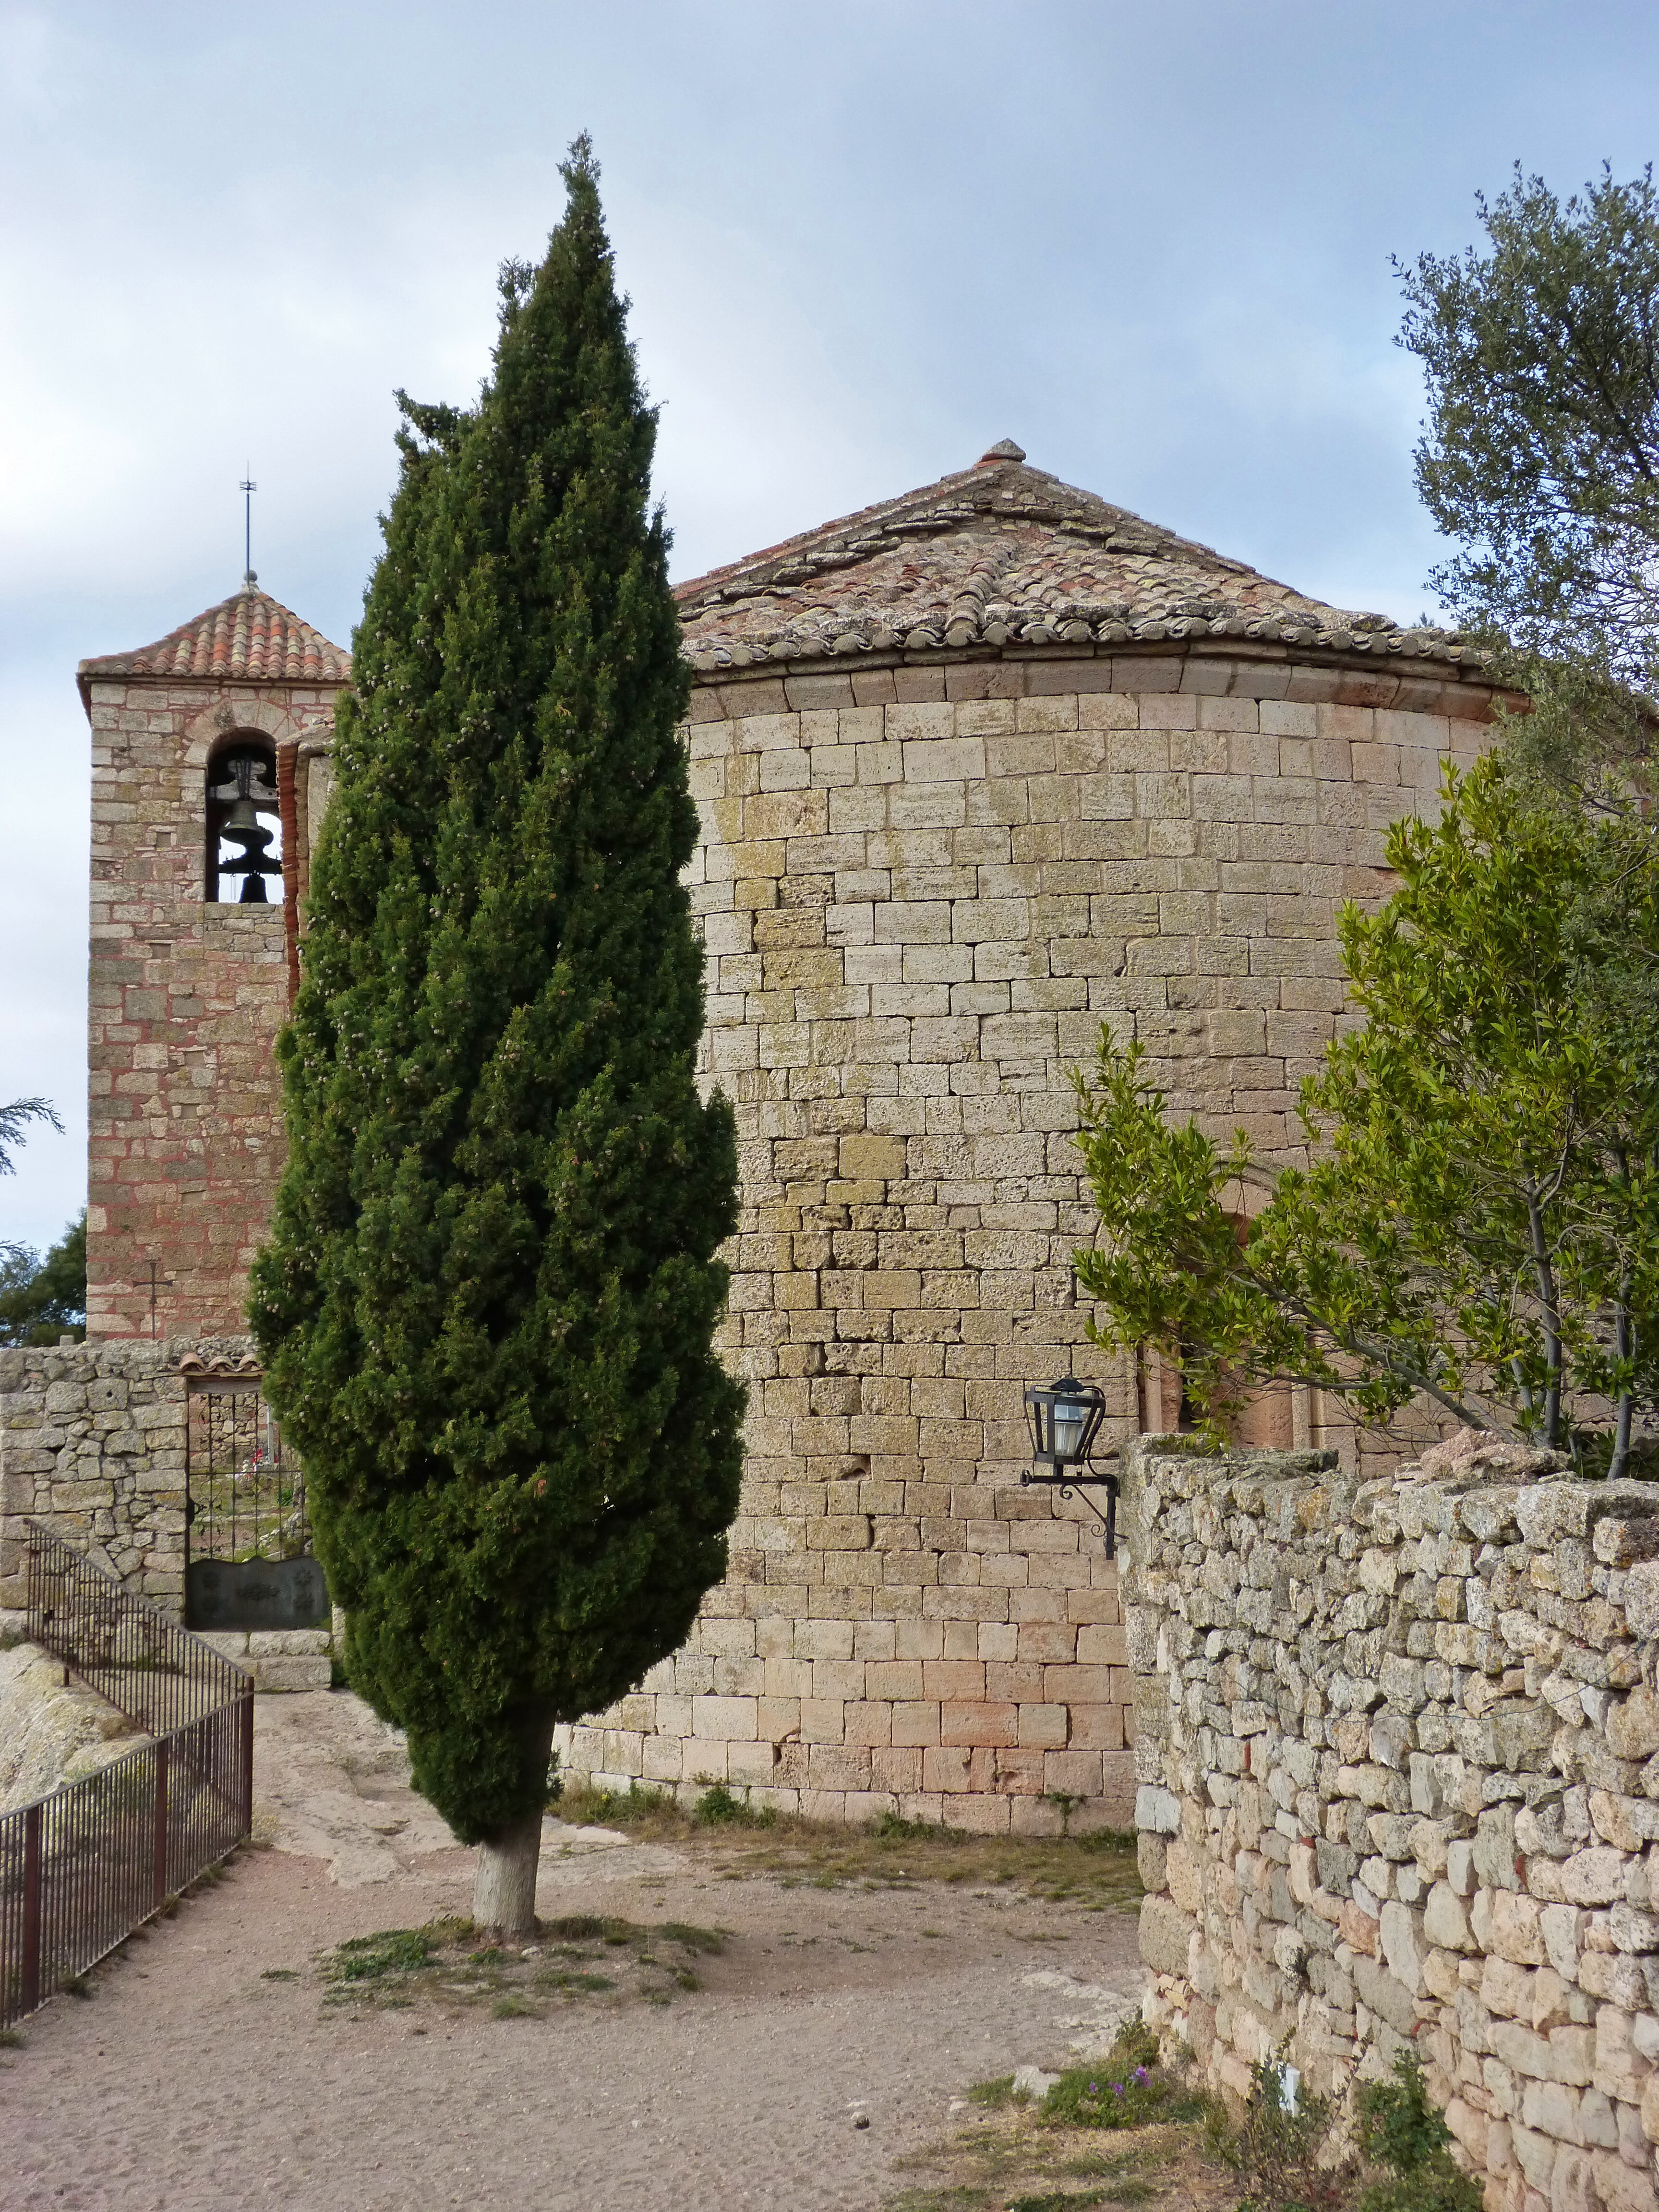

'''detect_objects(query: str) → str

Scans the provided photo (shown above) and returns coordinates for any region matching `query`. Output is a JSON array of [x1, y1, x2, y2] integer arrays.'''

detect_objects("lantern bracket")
[[1019, 1458, 1121, 1557], [1022, 1377, 1120, 1553]]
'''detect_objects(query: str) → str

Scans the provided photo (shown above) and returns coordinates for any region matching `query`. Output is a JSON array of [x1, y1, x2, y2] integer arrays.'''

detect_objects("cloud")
[[1, 0, 1653, 1248]]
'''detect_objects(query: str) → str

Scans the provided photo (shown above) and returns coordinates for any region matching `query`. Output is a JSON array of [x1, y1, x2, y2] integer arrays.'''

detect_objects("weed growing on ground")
[[967, 2076, 1017, 2108], [563, 1780, 671, 1824], [892, 2029, 1476, 2212], [327, 1928, 438, 1984], [873, 1810, 939, 1842], [555, 1778, 1142, 1911], [658, 1921, 724, 1953], [0, 2027, 24, 2048], [1220, 2044, 1350, 2212], [314, 1912, 726, 2020], [693, 1779, 777, 1828], [1041, 2021, 1206, 2135], [883, 2190, 994, 2212]]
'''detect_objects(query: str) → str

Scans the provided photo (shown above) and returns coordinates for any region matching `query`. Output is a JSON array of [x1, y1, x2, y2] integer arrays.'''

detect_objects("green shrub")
[[694, 1780, 775, 1828], [560, 1779, 670, 1826], [1357, 2051, 1483, 2212], [873, 1809, 941, 1841], [1221, 2044, 1349, 2212], [1042, 2020, 1203, 2132]]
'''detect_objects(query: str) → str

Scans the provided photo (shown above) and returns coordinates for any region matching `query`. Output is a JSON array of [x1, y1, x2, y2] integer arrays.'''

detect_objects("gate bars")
[[0, 1523, 253, 2026]]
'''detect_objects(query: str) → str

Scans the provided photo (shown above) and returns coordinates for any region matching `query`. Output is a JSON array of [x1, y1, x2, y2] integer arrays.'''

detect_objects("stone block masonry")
[[72, 538, 1506, 1825], [554, 647, 1494, 1827], [0, 1340, 334, 1690], [1122, 1431, 1659, 2212], [84, 672, 339, 1343]]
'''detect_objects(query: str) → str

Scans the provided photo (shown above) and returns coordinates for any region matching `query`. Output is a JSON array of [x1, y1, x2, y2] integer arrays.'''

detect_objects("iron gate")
[[184, 1378, 328, 1632]]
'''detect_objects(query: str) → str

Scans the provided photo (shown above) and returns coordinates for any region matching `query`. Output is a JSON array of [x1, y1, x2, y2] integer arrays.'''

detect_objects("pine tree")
[[249, 140, 745, 1933]]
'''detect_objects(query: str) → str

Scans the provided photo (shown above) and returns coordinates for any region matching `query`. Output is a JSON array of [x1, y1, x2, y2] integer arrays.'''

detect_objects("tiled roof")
[[78, 587, 352, 688], [674, 443, 1473, 673]]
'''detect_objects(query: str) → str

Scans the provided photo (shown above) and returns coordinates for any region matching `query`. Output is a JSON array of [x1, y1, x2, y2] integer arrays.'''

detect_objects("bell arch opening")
[[205, 736, 283, 904]]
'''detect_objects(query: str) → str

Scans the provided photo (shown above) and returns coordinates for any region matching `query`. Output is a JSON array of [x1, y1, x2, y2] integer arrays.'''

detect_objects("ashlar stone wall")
[[1123, 1431, 1659, 2212], [555, 644, 1494, 1828]]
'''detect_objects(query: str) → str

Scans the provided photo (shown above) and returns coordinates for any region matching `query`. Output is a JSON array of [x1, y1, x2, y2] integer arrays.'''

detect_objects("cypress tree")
[[249, 140, 745, 1933]]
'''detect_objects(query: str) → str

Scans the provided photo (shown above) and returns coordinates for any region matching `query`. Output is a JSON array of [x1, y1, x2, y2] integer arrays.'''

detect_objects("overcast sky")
[[1, 0, 1655, 1252]]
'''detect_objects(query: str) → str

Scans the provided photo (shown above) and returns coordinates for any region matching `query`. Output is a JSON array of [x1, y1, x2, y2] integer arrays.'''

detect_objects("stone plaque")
[[186, 1554, 331, 1633]]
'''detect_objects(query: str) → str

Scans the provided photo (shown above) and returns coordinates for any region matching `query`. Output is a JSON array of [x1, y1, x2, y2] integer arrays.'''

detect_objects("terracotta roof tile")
[[79, 587, 351, 687], [674, 445, 1473, 673]]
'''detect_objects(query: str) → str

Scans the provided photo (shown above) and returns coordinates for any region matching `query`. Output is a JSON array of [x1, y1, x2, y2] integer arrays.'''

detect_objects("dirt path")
[[1, 1694, 1143, 2212]]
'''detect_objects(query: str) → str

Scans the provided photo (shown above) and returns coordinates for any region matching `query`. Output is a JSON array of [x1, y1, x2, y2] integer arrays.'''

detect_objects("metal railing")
[[0, 1523, 253, 2026]]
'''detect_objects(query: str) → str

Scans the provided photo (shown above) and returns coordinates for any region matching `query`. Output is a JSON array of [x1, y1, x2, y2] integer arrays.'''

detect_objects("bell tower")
[[77, 586, 349, 1341]]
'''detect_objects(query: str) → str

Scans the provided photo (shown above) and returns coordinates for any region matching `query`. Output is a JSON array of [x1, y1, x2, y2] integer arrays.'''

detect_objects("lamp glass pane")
[[1052, 1398, 1087, 1460]]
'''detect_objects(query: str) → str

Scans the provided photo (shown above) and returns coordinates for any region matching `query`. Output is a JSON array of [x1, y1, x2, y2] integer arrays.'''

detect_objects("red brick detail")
[[277, 741, 300, 1009]]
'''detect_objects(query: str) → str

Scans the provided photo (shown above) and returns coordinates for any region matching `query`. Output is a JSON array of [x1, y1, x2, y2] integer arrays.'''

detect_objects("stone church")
[[0, 442, 1500, 1826]]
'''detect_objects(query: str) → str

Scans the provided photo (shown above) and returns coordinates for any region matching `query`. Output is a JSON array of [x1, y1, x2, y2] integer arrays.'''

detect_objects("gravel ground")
[[1, 1694, 1142, 2212]]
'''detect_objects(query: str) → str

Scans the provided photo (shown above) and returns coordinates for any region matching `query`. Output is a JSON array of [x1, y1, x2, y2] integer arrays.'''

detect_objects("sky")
[[1, 0, 1656, 1252]]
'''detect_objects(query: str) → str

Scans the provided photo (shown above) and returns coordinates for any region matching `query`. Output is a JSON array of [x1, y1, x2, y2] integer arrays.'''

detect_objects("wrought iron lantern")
[[1022, 1375, 1120, 1555]]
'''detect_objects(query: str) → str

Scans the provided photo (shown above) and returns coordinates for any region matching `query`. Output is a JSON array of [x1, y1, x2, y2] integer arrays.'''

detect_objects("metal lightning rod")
[[241, 471, 257, 586]]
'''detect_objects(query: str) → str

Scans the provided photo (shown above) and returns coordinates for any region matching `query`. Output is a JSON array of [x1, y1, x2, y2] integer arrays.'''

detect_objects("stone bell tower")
[[77, 586, 350, 1342]]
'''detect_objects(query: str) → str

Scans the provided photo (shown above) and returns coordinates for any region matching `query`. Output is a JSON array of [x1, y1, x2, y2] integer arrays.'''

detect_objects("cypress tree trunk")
[[250, 140, 745, 1941], [472, 1712, 556, 1936]]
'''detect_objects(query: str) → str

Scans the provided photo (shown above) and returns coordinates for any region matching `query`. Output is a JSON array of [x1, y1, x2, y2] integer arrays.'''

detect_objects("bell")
[[223, 797, 260, 832], [239, 873, 270, 904]]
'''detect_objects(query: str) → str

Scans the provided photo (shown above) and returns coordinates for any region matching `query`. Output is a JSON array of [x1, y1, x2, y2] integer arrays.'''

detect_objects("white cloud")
[[0, 0, 1652, 1248]]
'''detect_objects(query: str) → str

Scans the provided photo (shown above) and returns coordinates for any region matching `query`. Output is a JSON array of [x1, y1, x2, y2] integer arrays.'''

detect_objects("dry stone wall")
[[1122, 1431, 1659, 2212], [556, 647, 1492, 1827]]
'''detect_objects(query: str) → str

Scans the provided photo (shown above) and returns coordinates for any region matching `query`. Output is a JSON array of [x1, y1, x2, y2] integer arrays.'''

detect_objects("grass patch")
[[967, 2076, 1018, 2109], [658, 1920, 726, 1953], [0, 2027, 24, 2049], [314, 1911, 728, 2019], [543, 1913, 607, 1941], [260, 1968, 300, 1982], [325, 1927, 438, 1985], [883, 2191, 995, 2212], [555, 1778, 1142, 1911]]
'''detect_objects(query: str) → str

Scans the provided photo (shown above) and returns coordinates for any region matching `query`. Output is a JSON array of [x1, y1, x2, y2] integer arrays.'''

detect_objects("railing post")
[[24, 1527, 40, 1647], [239, 1683, 255, 1836], [22, 1803, 42, 2016], [152, 1739, 170, 1910]]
